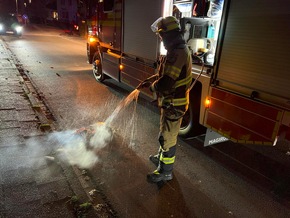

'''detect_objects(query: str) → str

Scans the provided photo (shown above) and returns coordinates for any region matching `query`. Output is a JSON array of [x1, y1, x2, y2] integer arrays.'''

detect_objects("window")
[[103, 0, 114, 12]]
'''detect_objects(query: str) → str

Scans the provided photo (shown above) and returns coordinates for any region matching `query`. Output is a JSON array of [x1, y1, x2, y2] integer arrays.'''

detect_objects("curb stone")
[[0, 38, 117, 217]]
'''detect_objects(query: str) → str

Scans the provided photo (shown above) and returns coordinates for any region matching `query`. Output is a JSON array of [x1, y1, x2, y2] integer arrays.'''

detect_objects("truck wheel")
[[87, 43, 95, 64], [87, 45, 92, 64], [92, 54, 106, 82], [179, 85, 206, 138]]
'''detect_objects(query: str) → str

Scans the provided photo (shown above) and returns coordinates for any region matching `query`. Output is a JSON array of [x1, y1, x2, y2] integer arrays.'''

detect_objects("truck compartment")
[[121, 57, 155, 97], [205, 87, 285, 145], [216, 0, 290, 106], [103, 52, 120, 81]]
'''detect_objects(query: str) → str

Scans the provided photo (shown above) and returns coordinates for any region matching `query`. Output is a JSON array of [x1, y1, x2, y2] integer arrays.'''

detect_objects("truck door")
[[98, 0, 122, 80], [120, 0, 163, 91], [98, 0, 121, 50]]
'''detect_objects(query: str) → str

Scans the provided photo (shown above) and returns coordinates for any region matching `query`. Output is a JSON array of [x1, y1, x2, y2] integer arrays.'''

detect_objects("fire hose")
[[189, 55, 205, 91], [135, 73, 159, 90], [136, 54, 205, 92]]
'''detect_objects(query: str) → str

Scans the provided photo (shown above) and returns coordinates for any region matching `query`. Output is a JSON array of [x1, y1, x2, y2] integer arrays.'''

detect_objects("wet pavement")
[[2, 25, 290, 218], [0, 39, 114, 217], [0, 33, 232, 218]]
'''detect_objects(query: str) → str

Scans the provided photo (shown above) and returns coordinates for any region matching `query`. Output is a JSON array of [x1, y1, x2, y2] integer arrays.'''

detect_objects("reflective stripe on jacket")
[[158, 45, 192, 108]]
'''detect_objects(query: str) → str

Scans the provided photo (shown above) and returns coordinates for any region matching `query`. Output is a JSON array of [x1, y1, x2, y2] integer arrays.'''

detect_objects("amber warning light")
[[205, 98, 211, 108], [89, 37, 97, 43]]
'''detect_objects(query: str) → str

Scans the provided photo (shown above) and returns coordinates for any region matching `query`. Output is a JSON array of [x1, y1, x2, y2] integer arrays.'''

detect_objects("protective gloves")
[[139, 81, 152, 89]]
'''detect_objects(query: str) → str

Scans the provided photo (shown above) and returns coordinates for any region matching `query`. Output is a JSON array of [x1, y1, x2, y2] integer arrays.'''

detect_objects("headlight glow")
[[0, 24, 4, 31], [15, 26, 23, 33]]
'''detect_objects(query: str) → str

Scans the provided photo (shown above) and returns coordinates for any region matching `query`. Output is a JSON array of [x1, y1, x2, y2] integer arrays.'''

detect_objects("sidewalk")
[[0, 40, 112, 217]]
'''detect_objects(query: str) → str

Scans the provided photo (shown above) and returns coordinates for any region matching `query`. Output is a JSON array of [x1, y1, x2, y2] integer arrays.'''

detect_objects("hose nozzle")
[[136, 74, 158, 90]]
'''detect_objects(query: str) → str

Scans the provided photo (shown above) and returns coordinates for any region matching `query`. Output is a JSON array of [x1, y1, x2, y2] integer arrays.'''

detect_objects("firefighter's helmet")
[[151, 16, 181, 33]]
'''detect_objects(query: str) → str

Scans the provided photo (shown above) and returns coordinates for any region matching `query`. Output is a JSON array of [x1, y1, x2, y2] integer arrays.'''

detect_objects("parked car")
[[0, 14, 23, 36]]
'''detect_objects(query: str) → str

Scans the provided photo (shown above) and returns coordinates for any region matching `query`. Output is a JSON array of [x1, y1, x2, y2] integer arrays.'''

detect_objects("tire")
[[179, 83, 206, 138], [92, 53, 107, 82], [87, 43, 95, 64]]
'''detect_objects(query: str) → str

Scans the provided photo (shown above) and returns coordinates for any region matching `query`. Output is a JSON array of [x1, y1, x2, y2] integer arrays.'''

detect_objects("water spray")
[[52, 88, 141, 169]]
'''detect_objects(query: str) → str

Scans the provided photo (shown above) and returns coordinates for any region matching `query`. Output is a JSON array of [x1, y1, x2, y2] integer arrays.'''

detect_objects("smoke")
[[49, 122, 113, 169], [0, 89, 140, 171], [89, 123, 113, 149], [49, 90, 140, 168]]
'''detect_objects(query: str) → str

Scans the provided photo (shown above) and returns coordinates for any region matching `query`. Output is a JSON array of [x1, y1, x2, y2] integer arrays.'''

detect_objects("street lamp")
[[15, 0, 18, 15]]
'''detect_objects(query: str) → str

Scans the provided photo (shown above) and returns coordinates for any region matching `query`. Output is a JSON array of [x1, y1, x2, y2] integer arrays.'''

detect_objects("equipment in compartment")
[[180, 17, 210, 63], [191, 0, 224, 17], [180, 17, 208, 40], [192, 0, 210, 17]]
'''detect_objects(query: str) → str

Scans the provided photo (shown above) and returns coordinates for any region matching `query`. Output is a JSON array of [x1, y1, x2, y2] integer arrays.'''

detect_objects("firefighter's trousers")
[[157, 107, 184, 173]]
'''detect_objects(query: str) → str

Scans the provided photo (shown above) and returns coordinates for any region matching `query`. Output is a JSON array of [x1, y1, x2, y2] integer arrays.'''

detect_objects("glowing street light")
[[15, 0, 18, 14]]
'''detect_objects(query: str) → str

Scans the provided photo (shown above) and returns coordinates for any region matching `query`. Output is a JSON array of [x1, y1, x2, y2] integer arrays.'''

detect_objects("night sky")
[[0, 0, 18, 14]]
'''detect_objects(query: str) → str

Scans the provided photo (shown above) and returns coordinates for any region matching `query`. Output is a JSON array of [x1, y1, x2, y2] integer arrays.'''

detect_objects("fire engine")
[[86, 0, 290, 147]]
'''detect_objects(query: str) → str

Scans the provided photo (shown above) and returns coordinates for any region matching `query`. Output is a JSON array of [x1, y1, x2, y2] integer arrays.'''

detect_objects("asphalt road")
[[2, 24, 290, 218]]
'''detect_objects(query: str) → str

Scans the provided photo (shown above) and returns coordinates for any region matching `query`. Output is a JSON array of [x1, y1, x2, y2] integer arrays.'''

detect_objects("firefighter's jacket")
[[151, 41, 192, 113]]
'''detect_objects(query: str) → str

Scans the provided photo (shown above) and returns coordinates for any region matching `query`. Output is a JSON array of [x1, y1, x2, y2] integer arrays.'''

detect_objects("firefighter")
[[142, 16, 192, 183]]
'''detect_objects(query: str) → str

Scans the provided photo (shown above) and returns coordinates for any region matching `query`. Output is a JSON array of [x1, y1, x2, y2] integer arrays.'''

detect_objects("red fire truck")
[[86, 0, 290, 147]]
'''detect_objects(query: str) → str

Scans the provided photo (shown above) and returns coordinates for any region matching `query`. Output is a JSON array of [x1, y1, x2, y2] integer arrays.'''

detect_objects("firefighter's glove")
[[139, 81, 152, 89], [158, 133, 165, 150]]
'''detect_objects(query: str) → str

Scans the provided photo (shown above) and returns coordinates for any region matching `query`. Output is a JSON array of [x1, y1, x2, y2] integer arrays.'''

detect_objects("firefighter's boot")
[[147, 170, 173, 183], [147, 146, 176, 183]]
